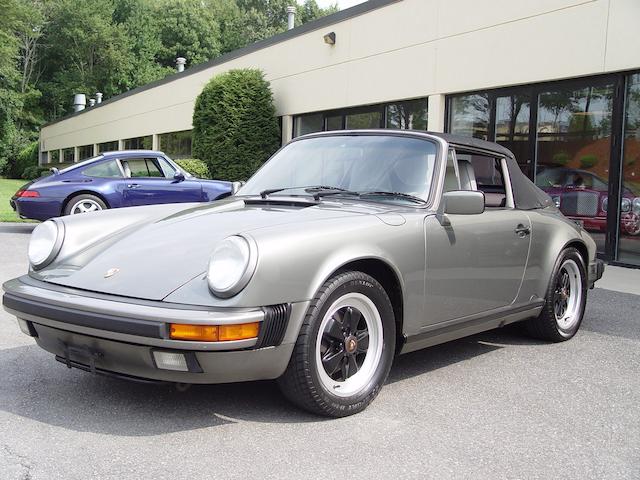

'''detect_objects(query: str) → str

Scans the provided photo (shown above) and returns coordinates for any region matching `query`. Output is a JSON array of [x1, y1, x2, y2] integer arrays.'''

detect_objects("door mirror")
[[173, 171, 185, 182], [231, 181, 245, 195], [443, 190, 485, 215]]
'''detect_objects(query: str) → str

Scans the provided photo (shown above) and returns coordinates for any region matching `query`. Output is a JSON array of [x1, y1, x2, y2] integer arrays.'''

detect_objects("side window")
[[443, 149, 461, 192], [455, 151, 508, 208], [82, 160, 122, 178], [123, 158, 166, 178], [158, 158, 176, 178]]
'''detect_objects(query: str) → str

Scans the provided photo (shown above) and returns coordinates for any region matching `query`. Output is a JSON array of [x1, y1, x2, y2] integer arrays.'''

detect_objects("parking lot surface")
[[1, 224, 639, 479]]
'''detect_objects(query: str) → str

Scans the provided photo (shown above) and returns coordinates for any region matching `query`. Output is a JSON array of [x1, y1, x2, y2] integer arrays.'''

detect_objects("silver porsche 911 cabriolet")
[[3, 131, 604, 417]]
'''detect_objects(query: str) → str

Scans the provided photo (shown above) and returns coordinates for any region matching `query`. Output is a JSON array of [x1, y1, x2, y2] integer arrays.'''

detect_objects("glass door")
[[534, 82, 615, 255], [495, 94, 533, 177]]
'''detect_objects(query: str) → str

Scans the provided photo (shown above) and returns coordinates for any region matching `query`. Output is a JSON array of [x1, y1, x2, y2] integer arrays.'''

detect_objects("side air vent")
[[256, 304, 290, 348]]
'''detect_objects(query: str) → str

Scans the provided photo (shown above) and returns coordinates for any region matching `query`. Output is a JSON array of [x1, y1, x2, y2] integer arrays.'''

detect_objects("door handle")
[[127, 183, 141, 189], [515, 224, 530, 237]]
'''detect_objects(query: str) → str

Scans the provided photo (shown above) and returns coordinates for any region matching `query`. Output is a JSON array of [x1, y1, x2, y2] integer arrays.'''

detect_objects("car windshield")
[[239, 135, 438, 204]]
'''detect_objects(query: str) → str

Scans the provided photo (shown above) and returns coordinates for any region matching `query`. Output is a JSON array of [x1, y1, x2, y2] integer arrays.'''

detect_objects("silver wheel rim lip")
[[70, 199, 102, 214], [555, 259, 582, 330], [315, 293, 384, 398]]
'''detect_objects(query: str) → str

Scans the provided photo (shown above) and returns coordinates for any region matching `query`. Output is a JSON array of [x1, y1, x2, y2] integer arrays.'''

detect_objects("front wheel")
[[278, 271, 396, 417], [525, 247, 587, 342]]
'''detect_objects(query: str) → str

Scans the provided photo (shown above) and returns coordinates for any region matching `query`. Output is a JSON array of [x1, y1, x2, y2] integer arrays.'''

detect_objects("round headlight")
[[602, 196, 608, 213], [633, 197, 640, 214], [207, 235, 257, 298], [28, 220, 64, 269], [621, 198, 632, 213]]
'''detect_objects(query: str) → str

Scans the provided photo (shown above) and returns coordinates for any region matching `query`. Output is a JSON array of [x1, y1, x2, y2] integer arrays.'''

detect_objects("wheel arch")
[[61, 190, 110, 215], [333, 257, 404, 353], [563, 239, 589, 268]]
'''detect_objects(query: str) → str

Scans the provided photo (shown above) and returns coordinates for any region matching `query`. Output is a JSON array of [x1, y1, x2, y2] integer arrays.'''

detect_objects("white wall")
[[40, 0, 640, 154]]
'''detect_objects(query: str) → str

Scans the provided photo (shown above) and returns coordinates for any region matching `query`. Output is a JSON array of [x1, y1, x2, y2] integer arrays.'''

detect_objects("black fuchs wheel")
[[525, 248, 587, 342], [277, 271, 396, 417]]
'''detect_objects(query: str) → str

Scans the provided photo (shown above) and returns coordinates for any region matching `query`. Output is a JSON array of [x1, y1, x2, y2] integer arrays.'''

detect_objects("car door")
[[423, 149, 531, 324], [121, 156, 203, 206]]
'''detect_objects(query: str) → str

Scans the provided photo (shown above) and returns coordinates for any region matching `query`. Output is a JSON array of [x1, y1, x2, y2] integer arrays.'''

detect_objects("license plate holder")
[[59, 341, 104, 374]]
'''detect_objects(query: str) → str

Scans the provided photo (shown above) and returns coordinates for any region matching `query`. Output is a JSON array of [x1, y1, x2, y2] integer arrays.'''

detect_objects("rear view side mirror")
[[231, 181, 245, 195], [443, 190, 485, 215], [173, 171, 185, 182]]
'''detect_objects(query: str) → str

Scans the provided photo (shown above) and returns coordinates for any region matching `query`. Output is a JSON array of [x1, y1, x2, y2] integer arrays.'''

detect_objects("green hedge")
[[192, 69, 280, 181], [12, 141, 39, 179], [174, 159, 211, 179]]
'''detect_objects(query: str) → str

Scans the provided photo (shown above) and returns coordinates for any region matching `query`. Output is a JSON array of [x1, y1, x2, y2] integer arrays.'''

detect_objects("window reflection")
[[619, 74, 640, 263], [386, 99, 428, 130], [294, 114, 323, 136], [495, 95, 531, 177], [158, 130, 192, 158], [345, 110, 382, 129], [536, 84, 614, 254], [448, 94, 489, 140]]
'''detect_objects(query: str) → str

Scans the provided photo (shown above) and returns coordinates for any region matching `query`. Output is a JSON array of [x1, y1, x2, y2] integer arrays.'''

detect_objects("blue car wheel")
[[63, 194, 108, 216]]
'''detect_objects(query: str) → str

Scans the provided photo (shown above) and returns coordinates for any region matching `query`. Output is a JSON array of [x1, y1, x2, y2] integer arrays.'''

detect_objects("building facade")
[[39, 0, 640, 266]]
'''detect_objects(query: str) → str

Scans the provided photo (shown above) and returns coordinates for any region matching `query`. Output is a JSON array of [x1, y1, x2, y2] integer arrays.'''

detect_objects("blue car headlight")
[[28, 219, 64, 270], [207, 235, 257, 298]]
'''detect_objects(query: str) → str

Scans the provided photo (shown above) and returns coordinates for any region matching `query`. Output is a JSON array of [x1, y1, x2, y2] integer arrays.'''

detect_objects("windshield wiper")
[[358, 191, 427, 204], [259, 185, 354, 199]]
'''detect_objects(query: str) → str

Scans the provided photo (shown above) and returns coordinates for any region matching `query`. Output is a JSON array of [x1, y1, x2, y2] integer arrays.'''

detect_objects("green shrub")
[[174, 159, 211, 179], [579, 154, 598, 169], [22, 166, 51, 180], [552, 151, 570, 166], [13, 141, 39, 179], [192, 69, 280, 181]]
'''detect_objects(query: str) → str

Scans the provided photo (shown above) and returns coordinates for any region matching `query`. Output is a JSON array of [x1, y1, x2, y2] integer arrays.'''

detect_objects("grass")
[[0, 178, 36, 223]]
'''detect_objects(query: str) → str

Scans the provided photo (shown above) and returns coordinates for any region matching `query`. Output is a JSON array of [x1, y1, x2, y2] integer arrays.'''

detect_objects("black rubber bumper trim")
[[3, 292, 164, 339], [54, 356, 167, 384]]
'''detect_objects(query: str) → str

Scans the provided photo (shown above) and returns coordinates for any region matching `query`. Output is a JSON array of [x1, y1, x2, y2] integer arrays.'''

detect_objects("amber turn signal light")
[[169, 322, 259, 342]]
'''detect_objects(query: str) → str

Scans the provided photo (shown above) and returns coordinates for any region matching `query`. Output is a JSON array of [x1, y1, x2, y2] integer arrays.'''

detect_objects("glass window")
[[78, 145, 94, 160], [98, 141, 118, 153], [123, 136, 152, 150], [240, 135, 438, 204], [386, 98, 428, 130], [619, 73, 640, 263], [158, 157, 176, 177], [159, 130, 192, 158], [50, 150, 60, 163], [294, 114, 323, 137], [123, 158, 165, 178], [536, 83, 615, 254], [345, 109, 382, 129], [449, 94, 490, 140], [326, 115, 343, 131], [62, 148, 74, 163], [82, 160, 122, 178], [495, 94, 531, 176]]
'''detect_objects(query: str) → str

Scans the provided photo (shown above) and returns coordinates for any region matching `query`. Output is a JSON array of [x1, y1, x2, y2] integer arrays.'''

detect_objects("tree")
[[192, 69, 280, 180]]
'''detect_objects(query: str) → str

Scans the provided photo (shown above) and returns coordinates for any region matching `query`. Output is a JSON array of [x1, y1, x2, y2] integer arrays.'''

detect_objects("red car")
[[536, 167, 640, 236]]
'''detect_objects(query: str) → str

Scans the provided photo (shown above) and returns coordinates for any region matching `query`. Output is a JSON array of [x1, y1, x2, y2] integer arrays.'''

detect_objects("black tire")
[[525, 247, 587, 342], [277, 271, 396, 417], [63, 194, 107, 216]]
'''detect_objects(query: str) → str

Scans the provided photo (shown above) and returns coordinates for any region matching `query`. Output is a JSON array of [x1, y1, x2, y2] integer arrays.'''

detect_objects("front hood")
[[35, 197, 397, 300]]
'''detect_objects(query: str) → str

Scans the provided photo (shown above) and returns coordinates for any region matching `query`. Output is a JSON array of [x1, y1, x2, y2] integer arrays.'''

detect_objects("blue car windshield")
[[239, 135, 438, 203]]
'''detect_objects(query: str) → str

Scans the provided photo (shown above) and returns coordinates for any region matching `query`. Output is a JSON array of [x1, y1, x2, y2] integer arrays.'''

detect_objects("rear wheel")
[[64, 194, 107, 216], [525, 248, 587, 342], [278, 271, 395, 417]]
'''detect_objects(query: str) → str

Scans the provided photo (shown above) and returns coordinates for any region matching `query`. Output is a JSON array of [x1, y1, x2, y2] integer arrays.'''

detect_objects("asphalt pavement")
[[0, 223, 639, 479]]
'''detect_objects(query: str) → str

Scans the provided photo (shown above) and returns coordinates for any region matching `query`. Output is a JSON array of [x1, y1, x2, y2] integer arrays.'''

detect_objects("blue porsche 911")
[[10, 150, 232, 221]]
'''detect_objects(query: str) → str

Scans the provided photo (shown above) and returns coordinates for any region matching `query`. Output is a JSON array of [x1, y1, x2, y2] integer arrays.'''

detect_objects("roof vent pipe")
[[287, 6, 296, 30], [176, 57, 186, 73], [88, 98, 96, 107], [95, 92, 103, 104], [73, 93, 86, 112]]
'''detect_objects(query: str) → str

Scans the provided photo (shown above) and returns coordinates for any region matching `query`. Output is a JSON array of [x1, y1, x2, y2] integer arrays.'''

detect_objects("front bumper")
[[2, 276, 304, 384]]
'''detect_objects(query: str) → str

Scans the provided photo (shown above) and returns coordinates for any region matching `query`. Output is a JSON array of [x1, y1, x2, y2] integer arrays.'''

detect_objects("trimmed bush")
[[175, 159, 211, 179], [579, 154, 598, 169], [22, 166, 51, 180], [552, 151, 570, 166], [192, 69, 280, 181]]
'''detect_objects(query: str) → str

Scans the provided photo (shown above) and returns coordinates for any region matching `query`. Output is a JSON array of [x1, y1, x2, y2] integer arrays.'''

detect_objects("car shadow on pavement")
[[0, 325, 546, 436]]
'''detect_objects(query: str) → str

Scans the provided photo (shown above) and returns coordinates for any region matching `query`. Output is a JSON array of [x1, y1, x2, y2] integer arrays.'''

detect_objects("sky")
[[301, 0, 367, 10]]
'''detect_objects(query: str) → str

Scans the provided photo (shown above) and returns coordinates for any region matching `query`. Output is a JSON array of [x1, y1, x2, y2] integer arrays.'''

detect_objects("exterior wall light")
[[323, 32, 336, 45]]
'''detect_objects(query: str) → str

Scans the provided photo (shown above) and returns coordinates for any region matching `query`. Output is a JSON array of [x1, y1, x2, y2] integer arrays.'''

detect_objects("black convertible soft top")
[[426, 132, 556, 211]]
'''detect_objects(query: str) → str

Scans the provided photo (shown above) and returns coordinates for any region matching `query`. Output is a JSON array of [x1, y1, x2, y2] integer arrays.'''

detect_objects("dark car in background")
[[10, 150, 232, 221], [536, 166, 640, 236]]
